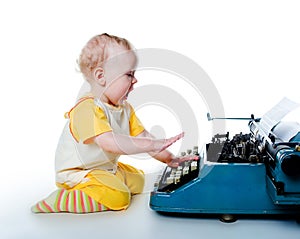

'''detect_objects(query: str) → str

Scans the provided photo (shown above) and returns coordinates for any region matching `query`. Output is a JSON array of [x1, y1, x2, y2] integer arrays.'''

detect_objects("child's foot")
[[31, 189, 110, 213]]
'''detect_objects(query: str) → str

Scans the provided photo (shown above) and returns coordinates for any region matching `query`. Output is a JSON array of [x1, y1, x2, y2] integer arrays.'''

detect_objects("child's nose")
[[132, 77, 138, 84]]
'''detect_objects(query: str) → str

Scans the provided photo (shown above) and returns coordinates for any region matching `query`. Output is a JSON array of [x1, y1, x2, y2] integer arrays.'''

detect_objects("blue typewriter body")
[[150, 161, 300, 215], [150, 105, 300, 220]]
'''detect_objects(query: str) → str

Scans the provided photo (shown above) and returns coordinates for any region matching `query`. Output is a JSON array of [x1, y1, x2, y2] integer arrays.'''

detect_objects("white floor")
[[1, 157, 300, 239]]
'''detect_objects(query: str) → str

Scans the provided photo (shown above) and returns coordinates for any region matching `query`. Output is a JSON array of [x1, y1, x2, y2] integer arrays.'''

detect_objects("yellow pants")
[[58, 162, 144, 210]]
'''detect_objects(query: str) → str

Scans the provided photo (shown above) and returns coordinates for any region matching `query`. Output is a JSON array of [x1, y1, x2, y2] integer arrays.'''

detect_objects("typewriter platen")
[[150, 98, 300, 222]]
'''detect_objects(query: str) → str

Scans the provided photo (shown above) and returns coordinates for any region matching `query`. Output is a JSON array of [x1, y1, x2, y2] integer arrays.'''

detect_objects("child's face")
[[102, 44, 138, 106]]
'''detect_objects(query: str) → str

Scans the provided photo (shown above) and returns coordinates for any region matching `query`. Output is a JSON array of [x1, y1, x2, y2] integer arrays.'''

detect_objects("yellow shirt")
[[55, 97, 145, 187]]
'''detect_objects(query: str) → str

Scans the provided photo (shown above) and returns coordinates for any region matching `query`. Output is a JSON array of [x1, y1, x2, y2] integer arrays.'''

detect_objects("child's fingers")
[[167, 132, 184, 147], [157, 132, 185, 153], [176, 132, 184, 140], [167, 155, 199, 167], [170, 132, 184, 143], [179, 155, 199, 162], [167, 161, 179, 167]]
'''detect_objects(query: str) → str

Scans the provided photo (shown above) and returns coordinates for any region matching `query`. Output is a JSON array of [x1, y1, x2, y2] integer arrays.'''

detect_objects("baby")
[[31, 33, 193, 213]]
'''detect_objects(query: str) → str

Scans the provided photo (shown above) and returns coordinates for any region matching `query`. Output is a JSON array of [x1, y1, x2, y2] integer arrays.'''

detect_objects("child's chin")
[[119, 98, 127, 105]]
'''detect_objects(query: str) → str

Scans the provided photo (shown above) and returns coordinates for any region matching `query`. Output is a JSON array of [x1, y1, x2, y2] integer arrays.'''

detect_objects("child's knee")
[[107, 190, 131, 210], [131, 172, 145, 194]]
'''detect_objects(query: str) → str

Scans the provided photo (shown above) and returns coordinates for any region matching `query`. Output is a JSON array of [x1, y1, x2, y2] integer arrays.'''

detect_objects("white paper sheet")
[[259, 97, 300, 138]]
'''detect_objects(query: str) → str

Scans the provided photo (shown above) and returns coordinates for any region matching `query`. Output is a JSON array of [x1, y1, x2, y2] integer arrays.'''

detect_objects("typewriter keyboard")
[[156, 147, 200, 192]]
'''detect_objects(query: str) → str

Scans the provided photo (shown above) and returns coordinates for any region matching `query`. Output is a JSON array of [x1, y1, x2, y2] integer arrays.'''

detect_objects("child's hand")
[[167, 155, 199, 168], [153, 132, 184, 153]]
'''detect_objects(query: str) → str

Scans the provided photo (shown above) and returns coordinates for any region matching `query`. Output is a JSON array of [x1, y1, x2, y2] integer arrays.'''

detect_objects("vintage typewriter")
[[150, 98, 300, 222]]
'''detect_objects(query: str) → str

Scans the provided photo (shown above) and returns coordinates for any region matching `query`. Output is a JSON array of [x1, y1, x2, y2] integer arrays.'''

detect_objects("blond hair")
[[78, 33, 132, 81]]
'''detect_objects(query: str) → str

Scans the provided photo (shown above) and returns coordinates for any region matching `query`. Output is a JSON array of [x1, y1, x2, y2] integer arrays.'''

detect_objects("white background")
[[1, 0, 300, 238]]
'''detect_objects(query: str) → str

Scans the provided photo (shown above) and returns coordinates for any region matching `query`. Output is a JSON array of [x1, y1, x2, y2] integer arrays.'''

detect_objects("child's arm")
[[94, 131, 183, 155]]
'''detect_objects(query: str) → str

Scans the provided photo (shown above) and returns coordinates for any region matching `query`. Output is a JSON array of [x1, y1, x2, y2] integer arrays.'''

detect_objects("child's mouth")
[[126, 86, 134, 98]]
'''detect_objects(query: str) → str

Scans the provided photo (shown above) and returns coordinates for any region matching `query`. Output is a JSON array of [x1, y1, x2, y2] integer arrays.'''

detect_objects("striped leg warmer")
[[31, 189, 110, 213]]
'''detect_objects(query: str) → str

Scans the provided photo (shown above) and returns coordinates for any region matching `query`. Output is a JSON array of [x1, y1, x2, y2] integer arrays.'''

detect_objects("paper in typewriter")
[[259, 97, 300, 140]]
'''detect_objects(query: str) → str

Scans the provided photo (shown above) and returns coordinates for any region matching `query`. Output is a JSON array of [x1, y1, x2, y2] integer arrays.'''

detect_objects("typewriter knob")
[[193, 146, 199, 155]]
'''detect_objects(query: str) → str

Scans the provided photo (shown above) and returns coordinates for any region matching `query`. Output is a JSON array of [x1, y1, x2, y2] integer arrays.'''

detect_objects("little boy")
[[31, 33, 191, 213]]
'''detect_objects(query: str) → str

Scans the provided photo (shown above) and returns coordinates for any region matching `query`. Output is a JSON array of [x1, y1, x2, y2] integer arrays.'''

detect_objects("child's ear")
[[94, 68, 106, 86]]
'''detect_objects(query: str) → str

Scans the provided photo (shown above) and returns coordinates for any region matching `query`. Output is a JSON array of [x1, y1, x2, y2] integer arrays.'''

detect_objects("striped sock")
[[31, 189, 110, 213]]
